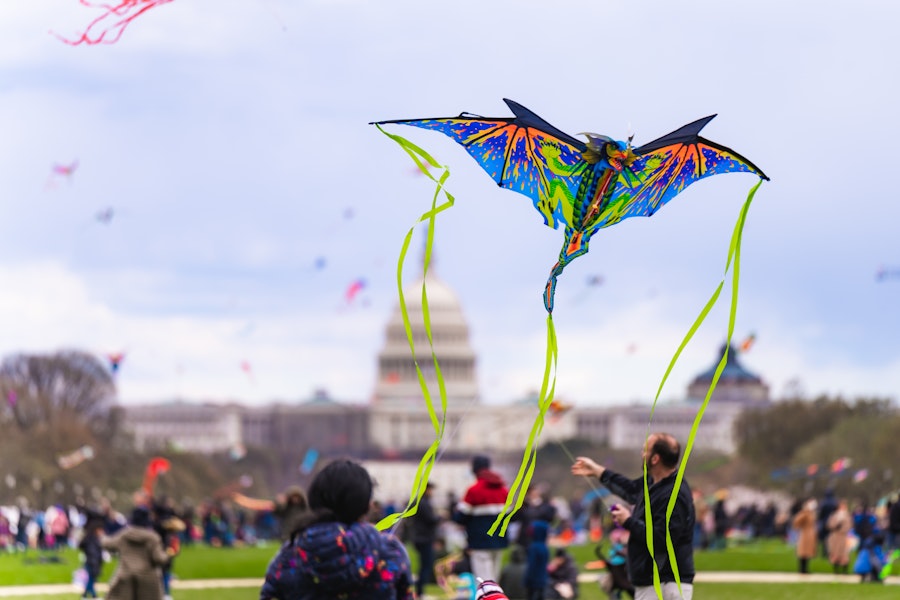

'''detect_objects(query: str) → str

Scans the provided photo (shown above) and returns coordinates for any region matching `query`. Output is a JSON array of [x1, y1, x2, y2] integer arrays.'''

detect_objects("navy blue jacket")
[[259, 521, 413, 600], [524, 520, 549, 590]]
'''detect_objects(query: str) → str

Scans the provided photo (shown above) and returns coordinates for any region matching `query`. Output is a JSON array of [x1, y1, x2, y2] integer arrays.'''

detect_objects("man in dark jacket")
[[453, 454, 509, 582], [572, 433, 695, 600], [410, 482, 441, 598]]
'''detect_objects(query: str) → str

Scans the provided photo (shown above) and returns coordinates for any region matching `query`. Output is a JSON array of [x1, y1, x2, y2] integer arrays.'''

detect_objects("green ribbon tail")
[[488, 314, 558, 536], [374, 125, 455, 532], [645, 179, 762, 599]]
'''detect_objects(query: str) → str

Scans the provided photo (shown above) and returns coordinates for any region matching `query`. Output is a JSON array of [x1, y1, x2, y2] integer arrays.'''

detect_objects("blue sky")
[[0, 0, 898, 407]]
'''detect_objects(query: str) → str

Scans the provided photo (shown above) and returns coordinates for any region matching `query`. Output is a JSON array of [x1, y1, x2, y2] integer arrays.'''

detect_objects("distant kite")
[[57, 445, 95, 470], [344, 278, 367, 303], [739, 333, 756, 353], [142, 456, 171, 495], [55, 0, 174, 46], [96, 207, 115, 224], [107, 352, 126, 374], [45, 160, 79, 190], [876, 266, 900, 282]]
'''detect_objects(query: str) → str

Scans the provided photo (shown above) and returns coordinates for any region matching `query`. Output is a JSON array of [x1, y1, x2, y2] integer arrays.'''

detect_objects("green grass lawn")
[[1, 538, 897, 599]]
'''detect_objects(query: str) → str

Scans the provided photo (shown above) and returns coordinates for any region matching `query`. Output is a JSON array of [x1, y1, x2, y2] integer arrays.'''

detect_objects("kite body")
[[376, 99, 768, 312]]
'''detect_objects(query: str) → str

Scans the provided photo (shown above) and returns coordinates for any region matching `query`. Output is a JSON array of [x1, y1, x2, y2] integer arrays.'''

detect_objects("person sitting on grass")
[[258, 459, 413, 600]]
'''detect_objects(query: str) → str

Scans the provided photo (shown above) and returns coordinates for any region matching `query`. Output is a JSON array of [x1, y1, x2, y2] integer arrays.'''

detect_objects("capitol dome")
[[373, 269, 479, 405]]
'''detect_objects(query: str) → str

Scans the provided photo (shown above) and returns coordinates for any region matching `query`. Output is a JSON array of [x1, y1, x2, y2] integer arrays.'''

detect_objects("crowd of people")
[[4, 432, 900, 599]]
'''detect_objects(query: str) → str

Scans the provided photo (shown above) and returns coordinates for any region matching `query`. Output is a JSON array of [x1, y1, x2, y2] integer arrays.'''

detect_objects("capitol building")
[[123, 269, 770, 497]]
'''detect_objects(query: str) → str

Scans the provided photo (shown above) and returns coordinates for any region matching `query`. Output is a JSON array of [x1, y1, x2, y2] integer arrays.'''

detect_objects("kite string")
[[374, 125, 455, 533], [641, 179, 761, 600]]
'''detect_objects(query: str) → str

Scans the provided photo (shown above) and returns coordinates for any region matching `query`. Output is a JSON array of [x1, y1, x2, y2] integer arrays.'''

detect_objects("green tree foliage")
[[734, 395, 896, 491]]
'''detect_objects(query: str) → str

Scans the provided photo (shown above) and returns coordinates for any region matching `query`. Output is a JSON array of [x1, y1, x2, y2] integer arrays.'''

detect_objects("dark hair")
[[292, 459, 373, 536], [130, 507, 153, 528], [651, 434, 680, 468]]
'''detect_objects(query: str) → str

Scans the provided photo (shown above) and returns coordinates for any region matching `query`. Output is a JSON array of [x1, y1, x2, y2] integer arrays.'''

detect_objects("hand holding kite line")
[[54, 0, 174, 46]]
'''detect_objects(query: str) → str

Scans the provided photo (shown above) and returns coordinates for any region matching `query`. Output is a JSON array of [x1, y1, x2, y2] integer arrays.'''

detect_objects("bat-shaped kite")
[[375, 99, 768, 313], [373, 100, 768, 549]]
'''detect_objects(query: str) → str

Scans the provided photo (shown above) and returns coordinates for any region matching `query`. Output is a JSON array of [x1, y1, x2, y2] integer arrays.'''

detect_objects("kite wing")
[[375, 99, 588, 229], [594, 115, 769, 231]]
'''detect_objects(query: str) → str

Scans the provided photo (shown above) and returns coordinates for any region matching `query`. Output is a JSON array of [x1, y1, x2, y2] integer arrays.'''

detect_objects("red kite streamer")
[[55, 0, 174, 46], [142, 457, 170, 495]]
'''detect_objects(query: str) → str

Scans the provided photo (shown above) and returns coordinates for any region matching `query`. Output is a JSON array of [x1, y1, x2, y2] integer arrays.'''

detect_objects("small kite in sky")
[[739, 333, 756, 353], [54, 0, 174, 46], [107, 352, 125, 374], [95, 207, 115, 224], [344, 278, 367, 303], [45, 160, 79, 190], [876, 266, 900, 282], [240, 360, 256, 384]]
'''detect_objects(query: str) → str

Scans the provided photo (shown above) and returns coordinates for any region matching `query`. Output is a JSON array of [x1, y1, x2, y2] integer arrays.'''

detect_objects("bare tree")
[[0, 350, 120, 440]]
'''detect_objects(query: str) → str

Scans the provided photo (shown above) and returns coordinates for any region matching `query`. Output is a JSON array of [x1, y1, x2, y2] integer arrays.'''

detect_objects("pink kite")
[[344, 278, 367, 303], [55, 0, 174, 46]]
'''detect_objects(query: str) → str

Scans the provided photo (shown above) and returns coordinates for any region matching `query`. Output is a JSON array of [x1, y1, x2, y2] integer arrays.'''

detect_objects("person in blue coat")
[[524, 520, 549, 600]]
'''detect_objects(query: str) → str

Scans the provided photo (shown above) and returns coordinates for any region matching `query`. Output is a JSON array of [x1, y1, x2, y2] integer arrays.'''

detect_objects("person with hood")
[[498, 545, 529, 600], [524, 520, 549, 600], [78, 519, 104, 599], [453, 454, 510, 582], [259, 459, 413, 600], [102, 506, 171, 600], [792, 498, 818, 574]]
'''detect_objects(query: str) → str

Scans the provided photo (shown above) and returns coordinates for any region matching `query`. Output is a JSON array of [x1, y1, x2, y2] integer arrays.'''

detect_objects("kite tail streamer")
[[375, 125, 455, 532], [642, 179, 762, 600], [488, 314, 558, 536]]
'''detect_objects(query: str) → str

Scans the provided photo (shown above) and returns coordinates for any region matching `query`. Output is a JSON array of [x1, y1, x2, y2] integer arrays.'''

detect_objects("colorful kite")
[[344, 278, 367, 303], [876, 266, 900, 282], [96, 207, 115, 224], [107, 352, 126, 374], [373, 99, 767, 564], [57, 445, 95, 470], [739, 333, 757, 353], [55, 0, 174, 46], [142, 456, 170, 495]]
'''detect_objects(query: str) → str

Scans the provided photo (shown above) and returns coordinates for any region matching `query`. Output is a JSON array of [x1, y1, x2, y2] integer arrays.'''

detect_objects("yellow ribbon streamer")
[[642, 179, 762, 598], [374, 125, 455, 531]]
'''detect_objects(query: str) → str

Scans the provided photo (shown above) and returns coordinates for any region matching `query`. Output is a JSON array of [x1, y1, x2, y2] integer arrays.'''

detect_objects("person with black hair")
[[102, 507, 171, 600], [452, 454, 510, 582], [571, 433, 695, 600], [259, 459, 413, 600]]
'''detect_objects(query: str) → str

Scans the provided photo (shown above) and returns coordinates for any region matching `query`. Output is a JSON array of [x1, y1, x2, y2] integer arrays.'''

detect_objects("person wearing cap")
[[452, 454, 510, 582], [259, 459, 413, 600], [410, 481, 441, 598], [102, 507, 171, 600]]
